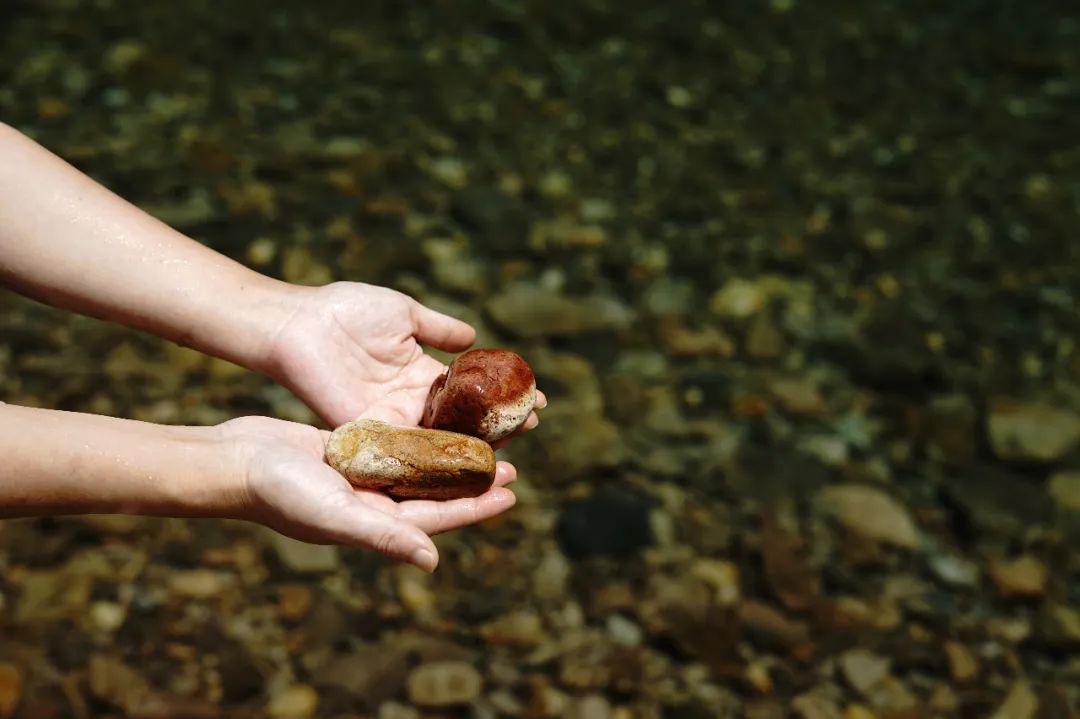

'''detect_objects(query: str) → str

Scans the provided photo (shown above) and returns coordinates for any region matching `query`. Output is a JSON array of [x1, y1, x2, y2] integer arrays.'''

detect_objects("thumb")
[[277, 464, 441, 572], [412, 302, 476, 352], [353, 507, 440, 572], [332, 495, 440, 571]]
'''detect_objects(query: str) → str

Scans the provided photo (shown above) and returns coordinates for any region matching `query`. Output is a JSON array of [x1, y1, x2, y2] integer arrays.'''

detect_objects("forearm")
[[0, 122, 294, 371], [0, 402, 245, 518]]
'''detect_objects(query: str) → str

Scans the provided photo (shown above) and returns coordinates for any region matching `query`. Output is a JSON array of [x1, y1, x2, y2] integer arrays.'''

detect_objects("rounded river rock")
[[422, 348, 536, 442], [326, 419, 496, 500]]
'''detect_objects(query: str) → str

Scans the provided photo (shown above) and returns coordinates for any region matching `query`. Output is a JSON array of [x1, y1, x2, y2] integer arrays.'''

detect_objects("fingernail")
[[411, 548, 437, 573]]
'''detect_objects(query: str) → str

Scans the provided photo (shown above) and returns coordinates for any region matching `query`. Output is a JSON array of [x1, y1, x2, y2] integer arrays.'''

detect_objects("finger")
[[412, 303, 476, 352], [303, 478, 440, 571], [392, 487, 517, 535], [535, 390, 548, 409], [489, 412, 539, 449], [342, 504, 441, 572], [494, 461, 517, 487]]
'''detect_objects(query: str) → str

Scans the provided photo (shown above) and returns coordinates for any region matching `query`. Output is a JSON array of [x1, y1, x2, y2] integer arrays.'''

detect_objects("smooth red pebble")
[[422, 349, 537, 442]]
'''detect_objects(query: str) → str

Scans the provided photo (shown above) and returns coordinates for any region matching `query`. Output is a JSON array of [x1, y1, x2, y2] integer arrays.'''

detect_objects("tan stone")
[[838, 649, 891, 695], [267, 684, 319, 719], [988, 400, 1080, 462], [943, 640, 979, 682], [990, 680, 1038, 719], [988, 555, 1048, 598], [1048, 471, 1080, 511], [842, 707, 876, 719], [326, 419, 495, 500], [406, 661, 483, 707], [0, 664, 22, 719], [278, 584, 314, 620], [816, 485, 919, 548], [480, 610, 546, 647]]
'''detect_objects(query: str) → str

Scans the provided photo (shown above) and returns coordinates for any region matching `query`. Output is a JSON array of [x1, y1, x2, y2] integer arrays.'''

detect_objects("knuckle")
[[371, 526, 404, 557]]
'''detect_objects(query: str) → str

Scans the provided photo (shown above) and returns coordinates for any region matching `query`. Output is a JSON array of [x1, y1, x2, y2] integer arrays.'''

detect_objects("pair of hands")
[[0, 124, 534, 571], [224, 282, 544, 572]]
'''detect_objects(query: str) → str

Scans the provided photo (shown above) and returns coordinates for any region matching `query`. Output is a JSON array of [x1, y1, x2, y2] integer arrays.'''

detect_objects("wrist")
[[182, 270, 304, 376], [244, 281, 321, 382], [157, 424, 253, 519]]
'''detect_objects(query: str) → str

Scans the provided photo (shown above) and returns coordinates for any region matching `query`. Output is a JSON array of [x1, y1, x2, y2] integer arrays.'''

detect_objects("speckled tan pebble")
[[326, 419, 496, 500]]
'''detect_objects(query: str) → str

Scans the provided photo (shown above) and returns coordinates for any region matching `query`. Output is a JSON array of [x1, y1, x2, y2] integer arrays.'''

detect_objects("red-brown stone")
[[422, 349, 536, 442]]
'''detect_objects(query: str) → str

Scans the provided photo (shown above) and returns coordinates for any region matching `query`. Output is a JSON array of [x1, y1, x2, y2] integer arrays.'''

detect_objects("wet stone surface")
[[422, 348, 536, 442], [326, 419, 497, 500]]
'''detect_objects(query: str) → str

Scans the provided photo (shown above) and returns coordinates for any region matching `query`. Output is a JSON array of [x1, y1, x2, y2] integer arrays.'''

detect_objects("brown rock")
[[558, 638, 616, 691], [277, 584, 313, 620], [746, 313, 786, 359], [658, 317, 735, 357], [422, 349, 536, 442], [710, 277, 768, 319], [990, 680, 1039, 719], [314, 643, 409, 708], [746, 700, 786, 719], [816, 484, 919, 549], [792, 692, 842, 719], [1044, 604, 1080, 642], [267, 684, 319, 719], [838, 649, 891, 695], [0, 664, 22, 719], [479, 610, 546, 647], [988, 400, 1080, 462], [842, 707, 876, 719], [986, 616, 1032, 644], [168, 569, 236, 598], [88, 655, 151, 714], [737, 600, 812, 654], [406, 661, 483, 707], [928, 683, 959, 713], [767, 375, 825, 415], [486, 282, 634, 338], [326, 419, 495, 500], [565, 694, 613, 719], [943, 641, 979, 683], [691, 558, 741, 606], [378, 702, 420, 719], [987, 555, 1048, 598], [761, 512, 820, 611], [525, 678, 570, 717], [15, 569, 93, 624], [924, 394, 977, 463], [1048, 471, 1080, 511]]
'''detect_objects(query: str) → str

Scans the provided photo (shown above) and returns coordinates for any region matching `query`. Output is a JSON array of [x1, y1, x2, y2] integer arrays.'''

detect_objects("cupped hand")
[[220, 415, 518, 572], [264, 282, 544, 436]]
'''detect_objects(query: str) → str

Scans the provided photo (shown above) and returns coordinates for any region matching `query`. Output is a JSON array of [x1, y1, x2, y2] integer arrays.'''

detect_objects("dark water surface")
[[1, 1, 1079, 717]]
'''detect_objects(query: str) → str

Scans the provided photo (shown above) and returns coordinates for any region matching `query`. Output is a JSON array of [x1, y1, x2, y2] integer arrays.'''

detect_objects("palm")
[[268, 283, 474, 427], [222, 415, 517, 570]]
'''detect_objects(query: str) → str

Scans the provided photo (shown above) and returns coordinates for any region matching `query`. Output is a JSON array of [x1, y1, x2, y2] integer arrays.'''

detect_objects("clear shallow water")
[[1, 1, 1079, 717]]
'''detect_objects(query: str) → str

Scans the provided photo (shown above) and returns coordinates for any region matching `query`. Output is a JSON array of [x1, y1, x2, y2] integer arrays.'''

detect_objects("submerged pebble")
[[326, 419, 496, 500]]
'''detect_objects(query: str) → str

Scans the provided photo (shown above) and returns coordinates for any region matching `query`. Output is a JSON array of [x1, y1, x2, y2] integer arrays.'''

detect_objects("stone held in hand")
[[326, 419, 496, 500], [422, 348, 536, 442]]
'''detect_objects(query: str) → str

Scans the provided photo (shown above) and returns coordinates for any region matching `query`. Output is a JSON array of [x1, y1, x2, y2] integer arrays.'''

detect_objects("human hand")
[[263, 282, 545, 441], [221, 415, 518, 571]]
